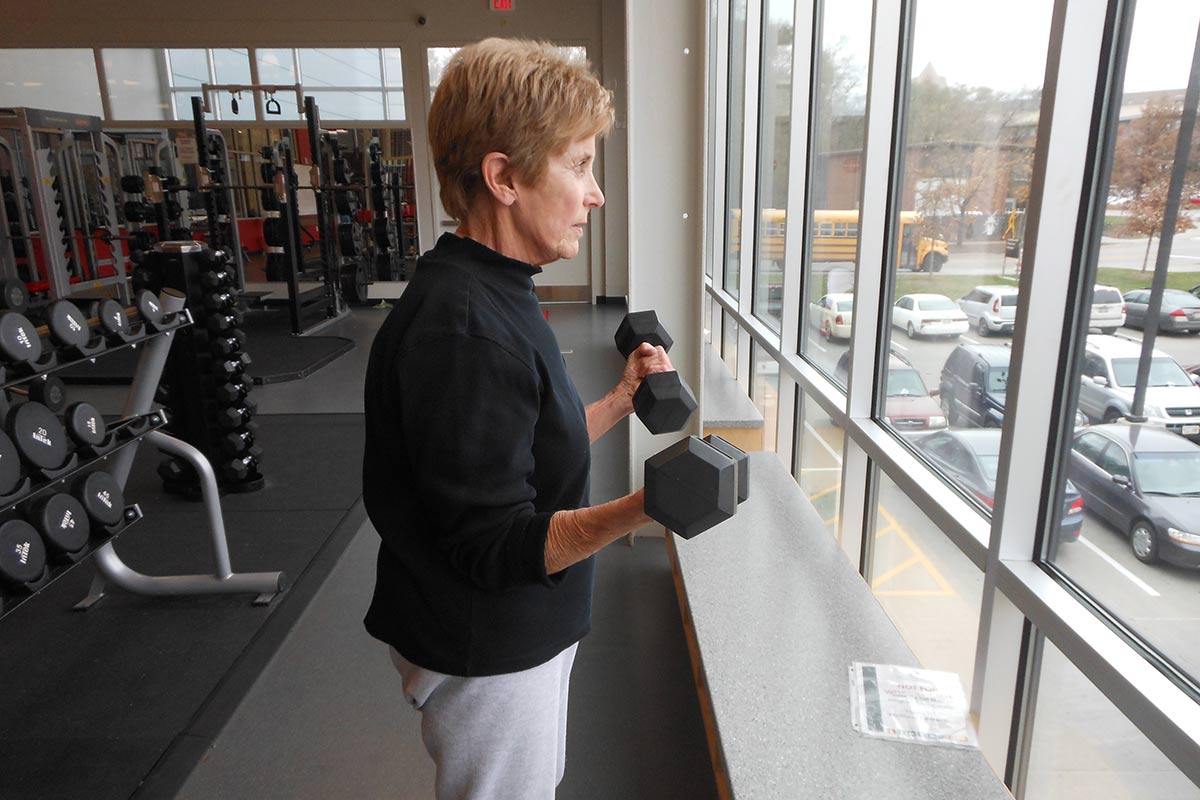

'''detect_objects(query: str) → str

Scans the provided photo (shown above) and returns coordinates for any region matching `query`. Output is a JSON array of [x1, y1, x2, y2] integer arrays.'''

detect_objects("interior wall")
[[1, 0, 630, 296], [626, 0, 705, 509]]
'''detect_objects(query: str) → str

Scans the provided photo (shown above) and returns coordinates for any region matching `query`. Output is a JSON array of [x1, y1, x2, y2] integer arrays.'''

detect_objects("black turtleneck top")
[[362, 233, 594, 677]]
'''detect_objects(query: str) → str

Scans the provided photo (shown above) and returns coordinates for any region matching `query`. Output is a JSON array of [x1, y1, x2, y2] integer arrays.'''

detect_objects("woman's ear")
[[480, 152, 517, 206]]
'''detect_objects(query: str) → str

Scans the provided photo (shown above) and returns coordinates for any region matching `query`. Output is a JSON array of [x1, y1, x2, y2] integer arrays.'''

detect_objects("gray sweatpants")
[[389, 644, 579, 800]]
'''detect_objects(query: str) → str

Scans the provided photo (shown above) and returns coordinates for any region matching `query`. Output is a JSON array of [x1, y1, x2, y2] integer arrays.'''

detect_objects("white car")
[[1088, 285, 1126, 334], [809, 293, 854, 340], [1078, 335, 1200, 442], [892, 294, 969, 339], [958, 285, 1018, 337]]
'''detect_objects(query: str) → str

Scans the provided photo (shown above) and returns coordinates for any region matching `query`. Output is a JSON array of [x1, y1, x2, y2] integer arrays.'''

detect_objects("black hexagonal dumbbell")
[[213, 353, 252, 381], [216, 379, 252, 405], [614, 310, 696, 435], [644, 434, 749, 539]]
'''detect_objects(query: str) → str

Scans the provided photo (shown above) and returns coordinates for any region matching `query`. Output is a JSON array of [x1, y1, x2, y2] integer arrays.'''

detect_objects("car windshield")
[[1111, 358, 1191, 388], [987, 368, 1009, 393], [918, 297, 957, 311], [1094, 288, 1123, 304], [1134, 452, 1200, 495], [887, 368, 928, 397], [837, 300, 854, 312]]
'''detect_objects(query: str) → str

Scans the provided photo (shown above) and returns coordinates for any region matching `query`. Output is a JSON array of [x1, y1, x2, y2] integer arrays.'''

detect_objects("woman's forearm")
[[545, 490, 651, 574], [585, 388, 632, 443]]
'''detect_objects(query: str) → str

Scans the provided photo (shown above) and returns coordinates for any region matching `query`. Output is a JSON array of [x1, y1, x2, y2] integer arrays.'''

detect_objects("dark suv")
[[939, 344, 1011, 427]]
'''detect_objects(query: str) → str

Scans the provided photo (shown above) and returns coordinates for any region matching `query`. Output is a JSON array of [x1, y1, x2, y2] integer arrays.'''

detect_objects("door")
[[421, 44, 594, 290]]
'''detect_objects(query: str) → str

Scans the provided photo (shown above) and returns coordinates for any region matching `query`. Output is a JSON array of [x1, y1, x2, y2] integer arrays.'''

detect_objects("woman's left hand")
[[615, 342, 674, 413]]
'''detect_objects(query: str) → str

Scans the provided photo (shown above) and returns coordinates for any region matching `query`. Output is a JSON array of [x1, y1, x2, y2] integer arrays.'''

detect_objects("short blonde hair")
[[429, 38, 614, 222]]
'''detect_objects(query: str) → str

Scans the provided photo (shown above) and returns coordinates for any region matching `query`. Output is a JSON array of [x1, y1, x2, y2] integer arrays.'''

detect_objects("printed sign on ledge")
[[849, 662, 978, 749]]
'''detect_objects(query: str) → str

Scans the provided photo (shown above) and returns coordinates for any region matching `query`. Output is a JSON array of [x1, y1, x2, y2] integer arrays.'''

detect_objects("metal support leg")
[[76, 284, 287, 609]]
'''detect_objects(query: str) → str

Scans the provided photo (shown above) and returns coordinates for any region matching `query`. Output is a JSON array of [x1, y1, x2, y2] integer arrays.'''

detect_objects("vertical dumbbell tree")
[[148, 245, 263, 494]]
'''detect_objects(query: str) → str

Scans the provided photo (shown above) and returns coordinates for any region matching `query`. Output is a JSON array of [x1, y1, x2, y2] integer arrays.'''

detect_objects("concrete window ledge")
[[703, 345, 765, 452], [667, 452, 1012, 799]]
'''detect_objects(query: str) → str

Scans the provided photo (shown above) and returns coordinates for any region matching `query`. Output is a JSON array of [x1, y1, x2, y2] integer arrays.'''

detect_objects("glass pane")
[[383, 48, 404, 86], [1023, 637, 1200, 799], [304, 90, 386, 121], [870, 468, 983, 695], [876, 0, 1053, 535], [722, 311, 740, 378], [704, 291, 714, 345], [0, 49, 103, 117], [103, 49, 169, 121], [723, 0, 748, 299], [167, 48, 209, 87], [427, 47, 460, 102], [256, 49, 296, 84], [1045, 0, 1200, 686], [800, 0, 871, 384], [212, 48, 250, 84], [751, 0, 794, 331], [299, 48, 382, 87], [172, 91, 214, 121], [750, 342, 781, 452], [794, 389, 842, 538], [386, 91, 406, 121]]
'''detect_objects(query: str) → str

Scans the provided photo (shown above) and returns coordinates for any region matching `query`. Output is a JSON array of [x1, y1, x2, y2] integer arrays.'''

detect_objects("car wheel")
[[922, 253, 946, 273], [906, 322, 917, 339], [977, 317, 990, 337], [1130, 520, 1159, 564], [1100, 327, 1117, 335], [1103, 408, 1122, 424]]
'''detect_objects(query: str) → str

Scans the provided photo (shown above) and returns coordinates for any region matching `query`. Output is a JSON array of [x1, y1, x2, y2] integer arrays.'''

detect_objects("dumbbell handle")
[[30, 305, 140, 338]]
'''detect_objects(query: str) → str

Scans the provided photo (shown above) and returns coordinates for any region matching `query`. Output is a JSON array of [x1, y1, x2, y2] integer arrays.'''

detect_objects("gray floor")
[[172, 302, 718, 799]]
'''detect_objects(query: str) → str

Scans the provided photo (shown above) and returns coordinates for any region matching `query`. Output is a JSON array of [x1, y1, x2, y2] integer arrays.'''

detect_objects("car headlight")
[[929, 415, 947, 428], [1168, 528, 1200, 546]]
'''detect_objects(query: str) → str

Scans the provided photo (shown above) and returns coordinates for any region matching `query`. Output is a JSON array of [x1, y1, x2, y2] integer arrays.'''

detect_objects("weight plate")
[[33, 492, 90, 554], [34, 376, 67, 414], [47, 300, 90, 348], [95, 299, 129, 336], [0, 430, 22, 495], [77, 471, 124, 527], [136, 291, 164, 326], [65, 402, 106, 446], [0, 278, 28, 313], [0, 311, 43, 364], [0, 519, 45, 585], [7, 402, 68, 470]]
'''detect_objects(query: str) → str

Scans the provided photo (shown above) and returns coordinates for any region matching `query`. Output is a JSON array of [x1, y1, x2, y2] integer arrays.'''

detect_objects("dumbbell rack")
[[145, 243, 264, 494], [0, 282, 284, 616]]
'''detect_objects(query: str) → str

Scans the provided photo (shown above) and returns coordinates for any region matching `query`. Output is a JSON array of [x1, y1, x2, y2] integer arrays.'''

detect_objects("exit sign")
[[491, 0, 513, 10]]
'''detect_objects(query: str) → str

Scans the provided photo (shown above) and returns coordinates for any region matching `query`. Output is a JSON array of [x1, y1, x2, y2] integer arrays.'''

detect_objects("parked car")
[[939, 343, 1011, 427], [892, 293, 969, 339], [1068, 424, 1200, 566], [914, 428, 1083, 542], [809, 293, 854, 340], [1078, 335, 1200, 442], [835, 351, 947, 430], [1122, 288, 1200, 334], [1088, 284, 1126, 334], [958, 285, 1018, 337]]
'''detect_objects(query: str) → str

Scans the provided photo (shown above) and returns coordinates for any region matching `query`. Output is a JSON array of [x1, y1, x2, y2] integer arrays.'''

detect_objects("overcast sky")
[[812, 0, 1197, 96]]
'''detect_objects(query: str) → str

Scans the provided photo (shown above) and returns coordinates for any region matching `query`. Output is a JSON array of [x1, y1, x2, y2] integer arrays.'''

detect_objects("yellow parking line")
[[875, 590, 957, 597], [871, 555, 921, 589], [874, 524, 897, 539], [874, 506, 955, 597], [807, 485, 839, 502]]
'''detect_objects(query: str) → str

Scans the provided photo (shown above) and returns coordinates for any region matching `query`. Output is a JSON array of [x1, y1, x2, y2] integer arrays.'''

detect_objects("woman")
[[362, 38, 673, 799]]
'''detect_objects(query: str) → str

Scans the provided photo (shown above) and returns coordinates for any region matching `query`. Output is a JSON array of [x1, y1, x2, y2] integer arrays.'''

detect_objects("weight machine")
[[0, 107, 131, 304]]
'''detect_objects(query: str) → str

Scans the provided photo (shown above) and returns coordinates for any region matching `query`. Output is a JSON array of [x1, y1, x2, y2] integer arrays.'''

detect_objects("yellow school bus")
[[740, 209, 950, 272]]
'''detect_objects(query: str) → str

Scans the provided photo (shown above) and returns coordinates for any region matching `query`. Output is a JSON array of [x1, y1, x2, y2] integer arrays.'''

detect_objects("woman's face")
[[510, 135, 604, 265]]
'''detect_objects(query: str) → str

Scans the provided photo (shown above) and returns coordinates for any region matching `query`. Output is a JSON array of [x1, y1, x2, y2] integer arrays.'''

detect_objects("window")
[[870, 468, 984, 695], [723, 0, 750, 299], [0, 49, 103, 117], [875, 0, 1053, 528], [792, 388, 842, 539], [751, 0, 795, 331], [1043, 0, 1200, 699], [798, 0, 871, 383], [750, 341, 781, 452], [102, 49, 170, 120]]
